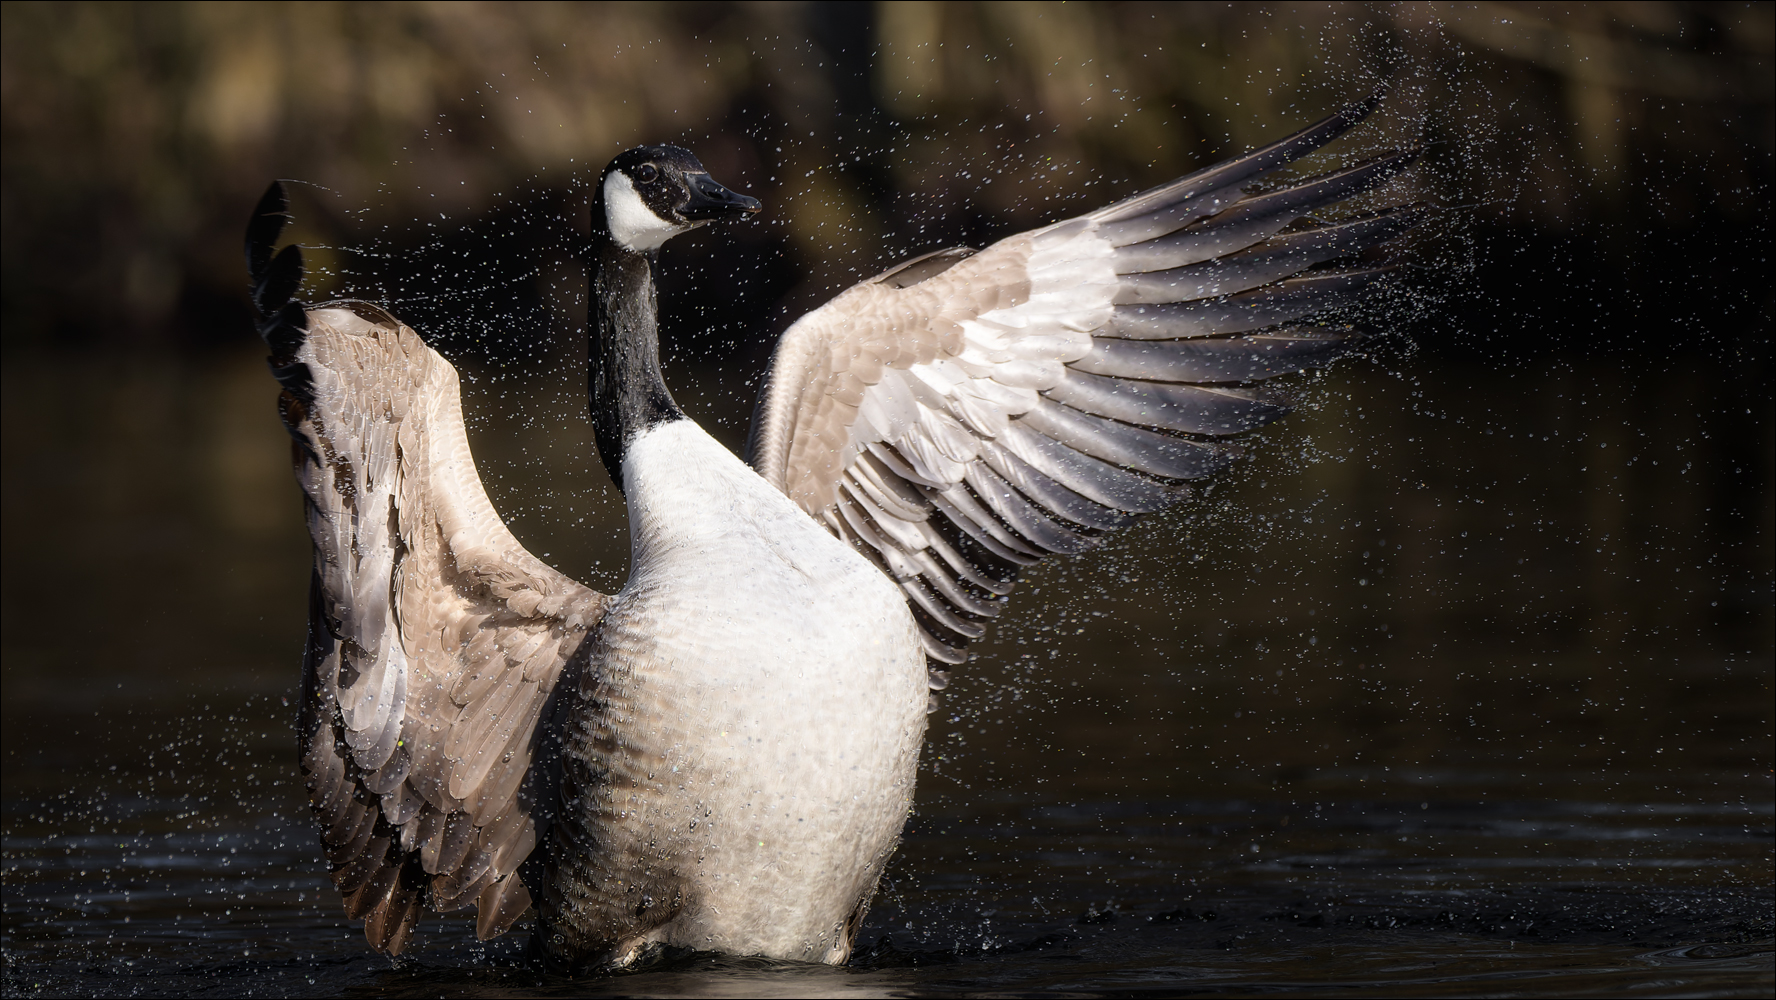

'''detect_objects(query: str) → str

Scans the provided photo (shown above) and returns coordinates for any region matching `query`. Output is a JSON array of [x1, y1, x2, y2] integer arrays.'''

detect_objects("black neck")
[[589, 237, 684, 489]]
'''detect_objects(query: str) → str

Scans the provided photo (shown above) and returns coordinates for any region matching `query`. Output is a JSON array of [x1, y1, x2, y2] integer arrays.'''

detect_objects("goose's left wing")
[[248, 185, 610, 952], [746, 93, 1421, 675]]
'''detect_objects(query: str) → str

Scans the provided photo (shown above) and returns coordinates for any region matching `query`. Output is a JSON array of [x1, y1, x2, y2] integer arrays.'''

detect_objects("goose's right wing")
[[748, 93, 1420, 670], [248, 185, 610, 953]]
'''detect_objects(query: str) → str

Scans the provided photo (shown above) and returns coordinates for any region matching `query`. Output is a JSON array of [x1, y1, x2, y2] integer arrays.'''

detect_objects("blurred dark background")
[[2, 0, 1770, 839], [3, 2, 1771, 357]]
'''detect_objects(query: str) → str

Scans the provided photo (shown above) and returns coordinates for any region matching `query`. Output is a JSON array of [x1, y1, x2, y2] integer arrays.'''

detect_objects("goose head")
[[597, 146, 761, 253]]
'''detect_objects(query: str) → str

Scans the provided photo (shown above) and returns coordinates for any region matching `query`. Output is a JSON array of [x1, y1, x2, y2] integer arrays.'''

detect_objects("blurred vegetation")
[[1, 1, 1770, 357]]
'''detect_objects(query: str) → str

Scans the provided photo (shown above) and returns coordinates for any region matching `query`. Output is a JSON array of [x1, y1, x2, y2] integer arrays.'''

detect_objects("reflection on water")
[[2, 344, 1770, 996], [5, 787, 1771, 997]]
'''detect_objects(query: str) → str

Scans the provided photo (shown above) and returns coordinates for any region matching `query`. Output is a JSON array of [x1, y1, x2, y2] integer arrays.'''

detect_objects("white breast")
[[568, 419, 928, 963]]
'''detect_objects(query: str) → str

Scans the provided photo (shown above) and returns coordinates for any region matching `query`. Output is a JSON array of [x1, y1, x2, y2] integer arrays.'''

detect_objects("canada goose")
[[245, 91, 1420, 969]]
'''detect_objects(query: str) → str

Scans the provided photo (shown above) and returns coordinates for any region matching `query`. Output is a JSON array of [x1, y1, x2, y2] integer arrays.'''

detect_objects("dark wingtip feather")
[[1094, 87, 1390, 226], [254, 243, 304, 317], [1344, 84, 1388, 127], [245, 180, 306, 328], [264, 300, 309, 357], [245, 181, 291, 283], [245, 183, 313, 397]]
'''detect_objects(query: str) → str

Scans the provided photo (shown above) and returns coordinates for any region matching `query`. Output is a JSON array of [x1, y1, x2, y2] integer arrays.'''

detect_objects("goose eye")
[[635, 163, 659, 184]]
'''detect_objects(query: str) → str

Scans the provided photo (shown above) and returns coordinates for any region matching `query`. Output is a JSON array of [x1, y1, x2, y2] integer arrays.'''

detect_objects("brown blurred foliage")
[[1, 1, 1770, 353]]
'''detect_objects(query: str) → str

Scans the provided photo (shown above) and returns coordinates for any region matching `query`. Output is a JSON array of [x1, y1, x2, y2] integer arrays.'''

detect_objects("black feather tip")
[[244, 180, 313, 397], [246, 182, 292, 284]]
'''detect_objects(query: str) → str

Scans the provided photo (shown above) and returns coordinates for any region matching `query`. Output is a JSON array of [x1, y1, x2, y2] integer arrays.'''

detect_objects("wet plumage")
[[246, 93, 1421, 967]]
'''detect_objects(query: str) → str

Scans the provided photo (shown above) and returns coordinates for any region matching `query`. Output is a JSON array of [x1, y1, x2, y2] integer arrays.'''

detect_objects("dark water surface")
[[4, 345, 1771, 997]]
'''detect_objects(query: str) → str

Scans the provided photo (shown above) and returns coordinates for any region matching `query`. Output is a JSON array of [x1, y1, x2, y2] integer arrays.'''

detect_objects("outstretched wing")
[[746, 93, 1421, 673], [247, 185, 610, 953]]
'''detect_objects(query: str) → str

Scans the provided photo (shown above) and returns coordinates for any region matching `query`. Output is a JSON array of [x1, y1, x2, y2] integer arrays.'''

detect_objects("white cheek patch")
[[604, 171, 688, 252]]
